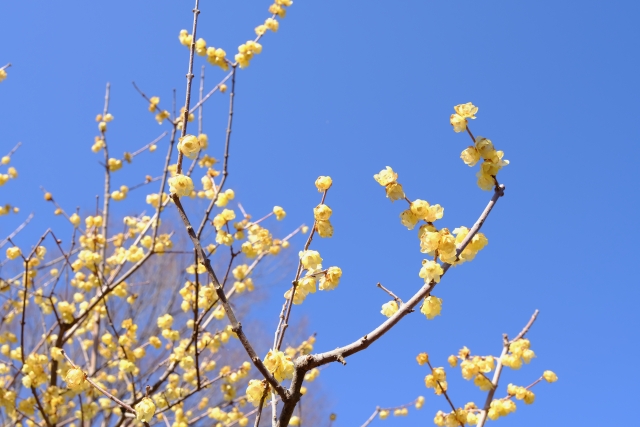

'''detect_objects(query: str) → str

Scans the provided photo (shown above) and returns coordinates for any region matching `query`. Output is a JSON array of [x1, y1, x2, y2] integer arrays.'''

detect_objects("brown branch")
[[171, 194, 289, 400], [195, 66, 236, 240], [298, 184, 505, 371], [60, 350, 137, 415], [275, 190, 328, 351]]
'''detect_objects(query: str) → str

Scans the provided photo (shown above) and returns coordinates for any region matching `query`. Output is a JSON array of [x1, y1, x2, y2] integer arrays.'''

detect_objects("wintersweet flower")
[[313, 204, 332, 221], [299, 250, 322, 272], [178, 134, 200, 160], [460, 146, 481, 166], [247, 380, 268, 406], [400, 209, 419, 230], [169, 174, 194, 197], [454, 102, 478, 119], [319, 267, 341, 290], [134, 397, 156, 422], [263, 349, 294, 381], [543, 370, 558, 383], [420, 296, 443, 320], [273, 206, 286, 220], [315, 176, 332, 192], [316, 220, 333, 238], [374, 166, 398, 186], [6, 247, 21, 260], [64, 367, 85, 390], [419, 260, 443, 284], [381, 300, 398, 317]]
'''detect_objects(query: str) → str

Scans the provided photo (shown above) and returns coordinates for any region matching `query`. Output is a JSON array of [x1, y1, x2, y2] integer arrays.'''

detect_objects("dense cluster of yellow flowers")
[[451, 103, 509, 190]]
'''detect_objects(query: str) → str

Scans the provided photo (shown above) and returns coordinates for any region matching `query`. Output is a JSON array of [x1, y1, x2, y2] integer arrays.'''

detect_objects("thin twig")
[[0, 212, 33, 249], [176, 0, 200, 174], [376, 282, 403, 304]]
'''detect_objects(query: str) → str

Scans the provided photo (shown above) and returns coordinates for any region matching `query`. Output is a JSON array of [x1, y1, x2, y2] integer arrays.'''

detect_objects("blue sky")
[[1, 1, 639, 425]]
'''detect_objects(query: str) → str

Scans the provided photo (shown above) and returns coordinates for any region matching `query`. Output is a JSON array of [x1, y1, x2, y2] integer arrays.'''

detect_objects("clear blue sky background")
[[1, 1, 639, 425]]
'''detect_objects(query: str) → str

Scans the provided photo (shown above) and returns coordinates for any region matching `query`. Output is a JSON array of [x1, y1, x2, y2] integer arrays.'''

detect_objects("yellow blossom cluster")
[[235, 40, 263, 69], [110, 184, 129, 201], [452, 103, 509, 190], [313, 203, 333, 237], [502, 338, 535, 369], [148, 96, 170, 123], [424, 366, 448, 395], [374, 166, 405, 202], [433, 403, 479, 427], [95, 112, 113, 134], [507, 383, 535, 404], [487, 398, 517, 421], [263, 348, 294, 381], [255, 0, 292, 35]]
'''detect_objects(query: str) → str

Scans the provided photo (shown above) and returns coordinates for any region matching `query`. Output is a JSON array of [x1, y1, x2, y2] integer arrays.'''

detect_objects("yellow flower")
[[265, 17, 279, 32], [460, 146, 480, 167], [454, 102, 478, 119], [410, 199, 430, 219], [0, 69, 6, 82], [246, 380, 268, 406], [373, 166, 398, 186], [6, 247, 21, 260], [385, 182, 405, 202], [1, 156, 10, 164], [400, 209, 419, 230], [157, 314, 173, 329], [197, 133, 208, 149], [299, 250, 322, 272], [381, 300, 398, 317], [420, 295, 442, 320], [315, 176, 332, 192], [108, 158, 122, 171], [263, 349, 294, 381], [290, 416, 300, 426], [273, 206, 286, 220], [448, 355, 458, 367], [195, 38, 207, 56], [179, 29, 192, 46], [450, 114, 467, 133], [415, 396, 425, 409], [168, 174, 194, 197], [543, 370, 558, 383], [319, 266, 341, 290], [419, 260, 443, 284], [178, 134, 200, 160], [134, 397, 156, 423], [379, 410, 390, 419], [149, 96, 160, 112], [316, 220, 333, 238], [474, 137, 494, 159], [476, 171, 494, 191], [69, 213, 81, 228], [64, 367, 85, 390], [416, 352, 429, 365], [313, 204, 332, 221]]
